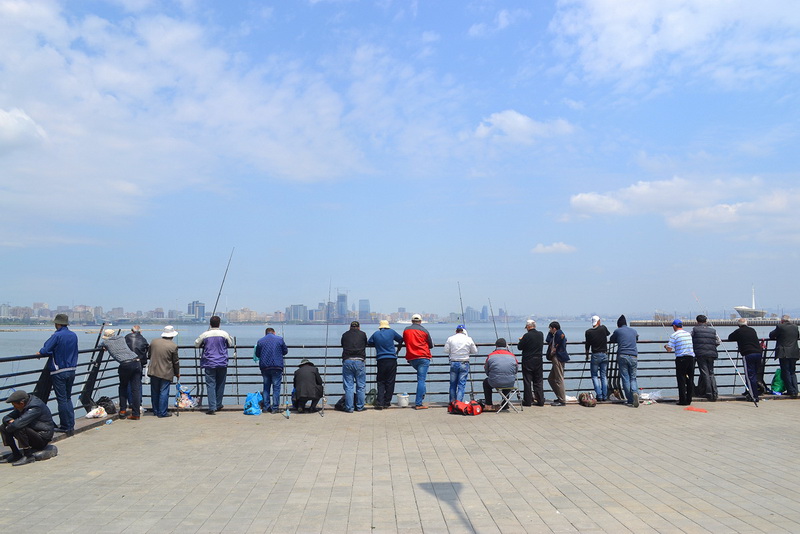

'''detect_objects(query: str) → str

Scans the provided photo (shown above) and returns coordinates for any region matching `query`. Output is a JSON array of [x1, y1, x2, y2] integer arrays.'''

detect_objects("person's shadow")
[[418, 481, 475, 532]]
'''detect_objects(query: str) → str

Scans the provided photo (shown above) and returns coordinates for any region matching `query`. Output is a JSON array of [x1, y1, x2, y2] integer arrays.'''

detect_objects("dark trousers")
[[376, 358, 397, 407], [1, 424, 50, 454], [51, 370, 76, 431], [675, 356, 695, 405], [296, 396, 320, 411], [743, 353, 762, 401], [522, 358, 544, 406], [483, 378, 511, 407], [119, 361, 142, 416], [779, 358, 798, 396], [696, 356, 717, 400]]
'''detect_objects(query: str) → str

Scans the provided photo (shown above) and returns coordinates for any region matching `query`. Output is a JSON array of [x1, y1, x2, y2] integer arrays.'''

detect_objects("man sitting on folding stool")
[[483, 339, 520, 412]]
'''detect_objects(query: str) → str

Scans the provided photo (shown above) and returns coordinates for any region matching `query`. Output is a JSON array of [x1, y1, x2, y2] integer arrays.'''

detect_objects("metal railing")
[[0, 340, 782, 417]]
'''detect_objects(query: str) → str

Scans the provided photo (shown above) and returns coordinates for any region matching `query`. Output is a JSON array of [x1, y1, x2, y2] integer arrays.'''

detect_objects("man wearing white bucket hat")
[[147, 326, 180, 417]]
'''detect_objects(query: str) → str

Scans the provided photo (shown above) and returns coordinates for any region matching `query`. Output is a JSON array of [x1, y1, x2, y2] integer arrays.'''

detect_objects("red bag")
[[448, 400, 483, 415]]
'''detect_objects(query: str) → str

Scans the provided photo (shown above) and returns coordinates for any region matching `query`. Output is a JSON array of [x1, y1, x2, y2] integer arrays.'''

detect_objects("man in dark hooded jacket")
[[1, 390, 55, 466], [293, 359, 324, 413], [691, 315, 720, 401]]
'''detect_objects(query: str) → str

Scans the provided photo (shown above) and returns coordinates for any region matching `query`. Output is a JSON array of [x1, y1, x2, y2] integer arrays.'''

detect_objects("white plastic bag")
[[86, 406, 107, 418]]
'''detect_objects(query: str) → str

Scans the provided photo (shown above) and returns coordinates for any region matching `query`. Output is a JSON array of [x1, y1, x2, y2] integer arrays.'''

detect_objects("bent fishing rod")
[[488, 298, 500, 340], [693, 293, 758, 407], [211, 247, 235, 318], [320, 279, 332, 417]]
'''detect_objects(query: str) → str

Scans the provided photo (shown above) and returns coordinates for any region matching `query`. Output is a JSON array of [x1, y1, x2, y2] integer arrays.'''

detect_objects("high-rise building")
[[286, 304, 308, 323], [358, 299, 370, 321], [336, 293, 348, 321], [188, 300, 206, 321]]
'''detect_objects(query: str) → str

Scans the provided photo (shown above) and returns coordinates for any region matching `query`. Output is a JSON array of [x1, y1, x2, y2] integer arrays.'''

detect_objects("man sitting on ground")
[[1, 390, 55, 466], [483, 339, 519, 411]]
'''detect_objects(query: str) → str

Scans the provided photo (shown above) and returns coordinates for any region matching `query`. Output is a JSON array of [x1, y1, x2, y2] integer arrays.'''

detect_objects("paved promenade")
[[1, 399, 799, 533]]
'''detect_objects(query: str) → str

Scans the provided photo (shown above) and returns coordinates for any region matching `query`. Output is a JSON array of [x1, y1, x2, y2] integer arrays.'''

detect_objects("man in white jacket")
[[443, 325, 478, 402]]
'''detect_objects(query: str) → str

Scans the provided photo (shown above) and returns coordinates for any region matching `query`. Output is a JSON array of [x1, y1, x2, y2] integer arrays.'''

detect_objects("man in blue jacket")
[[195, 316, 233, 415], [36, 313, 78, 435], [254, 327, 288, 413], [610, 315, 640, 407], [368, 320, 404, 409]]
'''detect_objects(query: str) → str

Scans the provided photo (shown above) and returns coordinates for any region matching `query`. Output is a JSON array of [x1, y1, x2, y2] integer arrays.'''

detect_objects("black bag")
[[96, 396, 117, 414], [334, 393, 357, 412]]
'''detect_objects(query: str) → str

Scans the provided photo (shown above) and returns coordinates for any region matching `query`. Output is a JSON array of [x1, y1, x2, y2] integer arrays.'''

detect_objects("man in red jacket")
[[403, 314, 434, 409]]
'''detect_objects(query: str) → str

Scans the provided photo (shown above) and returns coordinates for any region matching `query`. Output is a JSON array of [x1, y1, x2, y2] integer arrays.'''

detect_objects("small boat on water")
[[734, 286, 767, 318]]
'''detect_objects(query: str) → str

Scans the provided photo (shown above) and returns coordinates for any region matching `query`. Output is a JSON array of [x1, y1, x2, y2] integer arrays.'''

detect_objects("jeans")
[[51, 370, 75, 431], [408, 358, 430, 406], [118, 361, 142, 416], [590, 352, 608, 400], [779, 358, 798, 396], [449, 361, 470, 402], [150, 376, 171, 417], [261, 368, 283, 411], [618, 354, 639, 404], [342, 359, 366, 412], [204, 367, 228, 411], [376, 358, 398, 407]]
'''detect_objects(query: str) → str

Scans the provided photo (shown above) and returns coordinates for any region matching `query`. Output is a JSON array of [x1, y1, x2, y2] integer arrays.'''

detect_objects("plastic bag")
[[772, 368, 785, 394], [175, 383, 197, 409], [244, 391, 263, 415], [640, 390, 662, 401], [86, 406, 107, 418]]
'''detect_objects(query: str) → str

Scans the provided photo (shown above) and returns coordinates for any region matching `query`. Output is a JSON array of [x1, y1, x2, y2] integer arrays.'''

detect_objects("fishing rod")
[[320, 280, 332, 417], [280, 323, 290, 419], [503, 302, 513, 347], [458, 282, 476, 401], [692, 293, 758, 407], [211, 248, 235, 318], [488, 298, 499, 340]]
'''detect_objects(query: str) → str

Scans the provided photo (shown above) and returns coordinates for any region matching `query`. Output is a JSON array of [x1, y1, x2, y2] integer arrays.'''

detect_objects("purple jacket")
[[195, 328, 233, 368]]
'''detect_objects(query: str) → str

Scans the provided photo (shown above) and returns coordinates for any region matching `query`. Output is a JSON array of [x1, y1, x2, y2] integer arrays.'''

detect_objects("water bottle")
[[105, 419, 113, 425]]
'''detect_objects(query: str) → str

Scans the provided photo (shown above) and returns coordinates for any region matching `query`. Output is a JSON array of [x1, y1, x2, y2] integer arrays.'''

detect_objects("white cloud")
[[0, 108, 47, 154], [475, 110, 574, 144], [551, 0, 800, 87], [562, 98, 585, 110], [531, 242, 577, 254], [468, 9, 529, 37]]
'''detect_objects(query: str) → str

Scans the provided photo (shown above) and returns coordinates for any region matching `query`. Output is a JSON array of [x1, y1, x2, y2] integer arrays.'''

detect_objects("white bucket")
[[397, 394, 409, 407]]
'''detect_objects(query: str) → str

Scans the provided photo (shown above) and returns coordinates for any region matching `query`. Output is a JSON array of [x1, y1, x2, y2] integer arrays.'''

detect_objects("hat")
[[350, 321, 360, 328], [411, 314, 422, 322], [456, 324, 466, 332], [53, 313, 69, 326], [526, 319, 536, 327], [299, 358, 313, 366], [672, 319, 683, 327], [6, 390, 28, 403], [161, 325, 179, 338], [495, 338, 507, 347], [102, 329, 116, 339], [591, 315, 600, 327], [378, 320, 390, 329], [617, 315, 627, 327]]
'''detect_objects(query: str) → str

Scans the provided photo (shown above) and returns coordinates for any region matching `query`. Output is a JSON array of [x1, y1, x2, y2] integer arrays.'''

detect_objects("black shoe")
[[374, 405, 383, 410], [157, 413, 173, 418], [12, 453, 35, 466], [0, 452, 22, 464], [550, 401, 566, 407], [205, 410, 216, 415], [54, 427, 68, 433]]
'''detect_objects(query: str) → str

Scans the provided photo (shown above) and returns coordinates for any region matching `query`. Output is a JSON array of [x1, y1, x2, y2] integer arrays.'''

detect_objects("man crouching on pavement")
[[1, 390, 55, 466]]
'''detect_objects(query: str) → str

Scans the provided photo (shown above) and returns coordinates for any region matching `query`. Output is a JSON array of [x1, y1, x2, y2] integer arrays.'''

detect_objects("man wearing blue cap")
[[665, 319, 695, 405], [443, 325, 478, 403]]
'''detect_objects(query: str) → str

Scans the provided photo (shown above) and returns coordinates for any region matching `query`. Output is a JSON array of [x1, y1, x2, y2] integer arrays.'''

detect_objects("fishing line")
[[458, 282, 476, 401], [320, 280, 332, 417], [211, 248, 235, 318]]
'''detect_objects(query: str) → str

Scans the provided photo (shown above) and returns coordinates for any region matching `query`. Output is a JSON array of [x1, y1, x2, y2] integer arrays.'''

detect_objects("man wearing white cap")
[[368, 320, 404, 409], [443, 325, 477, 403], [584, 316, 611, 401], [402, 314, 434, 409], [147, 326, 180, 417]]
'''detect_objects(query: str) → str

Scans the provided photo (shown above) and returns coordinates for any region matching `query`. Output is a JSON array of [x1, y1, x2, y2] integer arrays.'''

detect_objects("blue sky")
[[1, 0, 799, 319]]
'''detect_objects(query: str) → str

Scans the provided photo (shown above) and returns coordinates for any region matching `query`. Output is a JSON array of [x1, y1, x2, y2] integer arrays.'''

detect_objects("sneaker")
[[415, 405, 429, 410], [550, 401, 566, 407], [633, 393, 640, 408]]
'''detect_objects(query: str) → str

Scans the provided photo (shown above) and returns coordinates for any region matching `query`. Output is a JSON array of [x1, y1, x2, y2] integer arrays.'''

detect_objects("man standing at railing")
[[769, 315, 799, 398], [664, 319, 695, 406], [403, 314, 434, 410], [728, 318, 762, 403], [195, 316, 233, 416], [610, 315, 640, 407], [125, 325, 149, 410], [367, 320, 404, 410], [254, 327, 288, 414], [518, 319, 545, 407], [585, 316, 611, 402], [443, 325, 478, 403], [36, 313, 78, 436], [148, 326, 180, 417], [691, 315, 720, 402], [545, 321, 570, 407], [341, 321, 368, 413]]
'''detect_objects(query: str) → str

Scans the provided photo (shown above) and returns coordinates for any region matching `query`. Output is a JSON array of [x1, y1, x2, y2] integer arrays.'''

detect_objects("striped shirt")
[[667, 329, 695, 358]]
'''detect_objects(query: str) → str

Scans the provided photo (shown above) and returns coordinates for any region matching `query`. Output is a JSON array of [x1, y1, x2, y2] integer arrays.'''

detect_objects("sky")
[[1, 0, 799, 319]]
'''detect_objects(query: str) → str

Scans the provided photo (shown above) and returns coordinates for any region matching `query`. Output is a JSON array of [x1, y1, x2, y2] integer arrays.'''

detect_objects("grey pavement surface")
[[1, 399, 799, 533]]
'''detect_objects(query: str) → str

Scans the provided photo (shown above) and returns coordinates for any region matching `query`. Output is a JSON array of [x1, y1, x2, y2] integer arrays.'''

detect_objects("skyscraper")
[[358, 299, 370, 321], [336, 293, 348, 322]]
